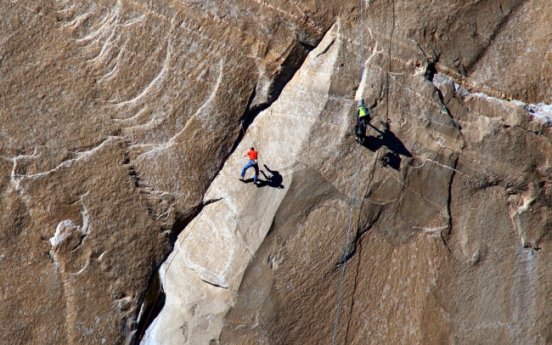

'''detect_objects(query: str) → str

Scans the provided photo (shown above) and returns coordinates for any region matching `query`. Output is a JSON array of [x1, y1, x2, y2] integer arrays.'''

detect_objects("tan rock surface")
[[1, 0, 551, 344], [1, 0, 336, 343]]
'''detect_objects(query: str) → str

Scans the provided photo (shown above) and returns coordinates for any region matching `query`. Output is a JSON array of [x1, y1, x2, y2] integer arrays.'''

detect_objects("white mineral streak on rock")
[[50, 220, 82, 248], [525, 103, 552, 125], [134, 59, 224, 159], [115, 38, 173, 107], [472, 92, 552, 126], [434, 75, 551, 142], [142, 23, 342, 345], [355, 39, 382, 102], [431, 74, 453, 91]]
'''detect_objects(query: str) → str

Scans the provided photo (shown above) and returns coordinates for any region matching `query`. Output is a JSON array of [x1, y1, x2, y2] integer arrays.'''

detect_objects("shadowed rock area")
[[1, 0, 551, 344]]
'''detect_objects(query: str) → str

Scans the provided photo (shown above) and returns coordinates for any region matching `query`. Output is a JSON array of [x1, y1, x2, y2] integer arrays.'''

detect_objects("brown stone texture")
[[0, 0, 551, 344]]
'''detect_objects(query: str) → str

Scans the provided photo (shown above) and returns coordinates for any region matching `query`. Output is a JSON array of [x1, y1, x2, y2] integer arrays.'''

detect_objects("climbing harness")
[[331, 1, 365, 344]]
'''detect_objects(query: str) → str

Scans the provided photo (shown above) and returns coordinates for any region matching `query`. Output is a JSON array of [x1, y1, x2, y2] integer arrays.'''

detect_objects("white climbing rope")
[[331, 0, 365, 343]]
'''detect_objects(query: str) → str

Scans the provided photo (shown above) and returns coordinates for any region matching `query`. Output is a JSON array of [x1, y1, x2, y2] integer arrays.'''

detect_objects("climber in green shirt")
[[355, 99, 370, 142]]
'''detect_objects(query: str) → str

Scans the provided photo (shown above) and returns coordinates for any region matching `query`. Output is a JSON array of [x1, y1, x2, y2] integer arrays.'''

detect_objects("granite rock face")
[[1, 0, 551, 344]]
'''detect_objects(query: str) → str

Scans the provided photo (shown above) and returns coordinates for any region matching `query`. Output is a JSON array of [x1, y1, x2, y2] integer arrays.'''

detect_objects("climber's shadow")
[[240, 178, 257, 184], [361, 124, 412, 170], [257, 165, 284, 189], [240, 164, 260, 184], [381, 152, 401, 170]]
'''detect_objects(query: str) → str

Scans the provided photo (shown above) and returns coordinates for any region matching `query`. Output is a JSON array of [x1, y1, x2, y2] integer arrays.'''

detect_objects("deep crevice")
[[445, 156, 458, 237], [133, 270, 165, 345], [168, 203, 203, 247], [198, 277, 229, 290], [203, 197, 223, 207], [426, 62, 438, 83], [265, 40, 315, 102], [131, 203, 203, 345]]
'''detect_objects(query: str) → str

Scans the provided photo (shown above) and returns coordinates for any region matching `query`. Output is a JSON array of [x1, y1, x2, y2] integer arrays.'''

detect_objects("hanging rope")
[[331, 141, 361, 345], [240, 121, 266, 165], [359, 0, 365, 77], [331, 1, 364, 344]]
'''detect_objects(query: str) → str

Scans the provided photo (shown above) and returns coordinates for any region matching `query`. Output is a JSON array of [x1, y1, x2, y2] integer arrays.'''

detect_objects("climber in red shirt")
[[239, 147, 259, 183]]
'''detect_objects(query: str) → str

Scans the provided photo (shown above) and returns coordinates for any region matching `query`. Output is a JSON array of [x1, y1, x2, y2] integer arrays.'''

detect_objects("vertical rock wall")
[[0, 0, 336, 343], [1, 0, 551, 344], [215, 0, 552, 343]]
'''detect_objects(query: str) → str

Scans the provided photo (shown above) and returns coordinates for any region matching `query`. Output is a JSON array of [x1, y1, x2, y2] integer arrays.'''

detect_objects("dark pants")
[[355, 118, 366, 137]]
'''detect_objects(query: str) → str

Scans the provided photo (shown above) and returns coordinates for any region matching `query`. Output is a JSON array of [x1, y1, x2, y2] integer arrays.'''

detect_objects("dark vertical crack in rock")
[[442, 158, 456, 255], [133, 270, 165, 345]]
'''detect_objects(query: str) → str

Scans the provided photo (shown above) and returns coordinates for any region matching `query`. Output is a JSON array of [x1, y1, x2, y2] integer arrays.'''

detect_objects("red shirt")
[[247, 150, 258, 160]]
